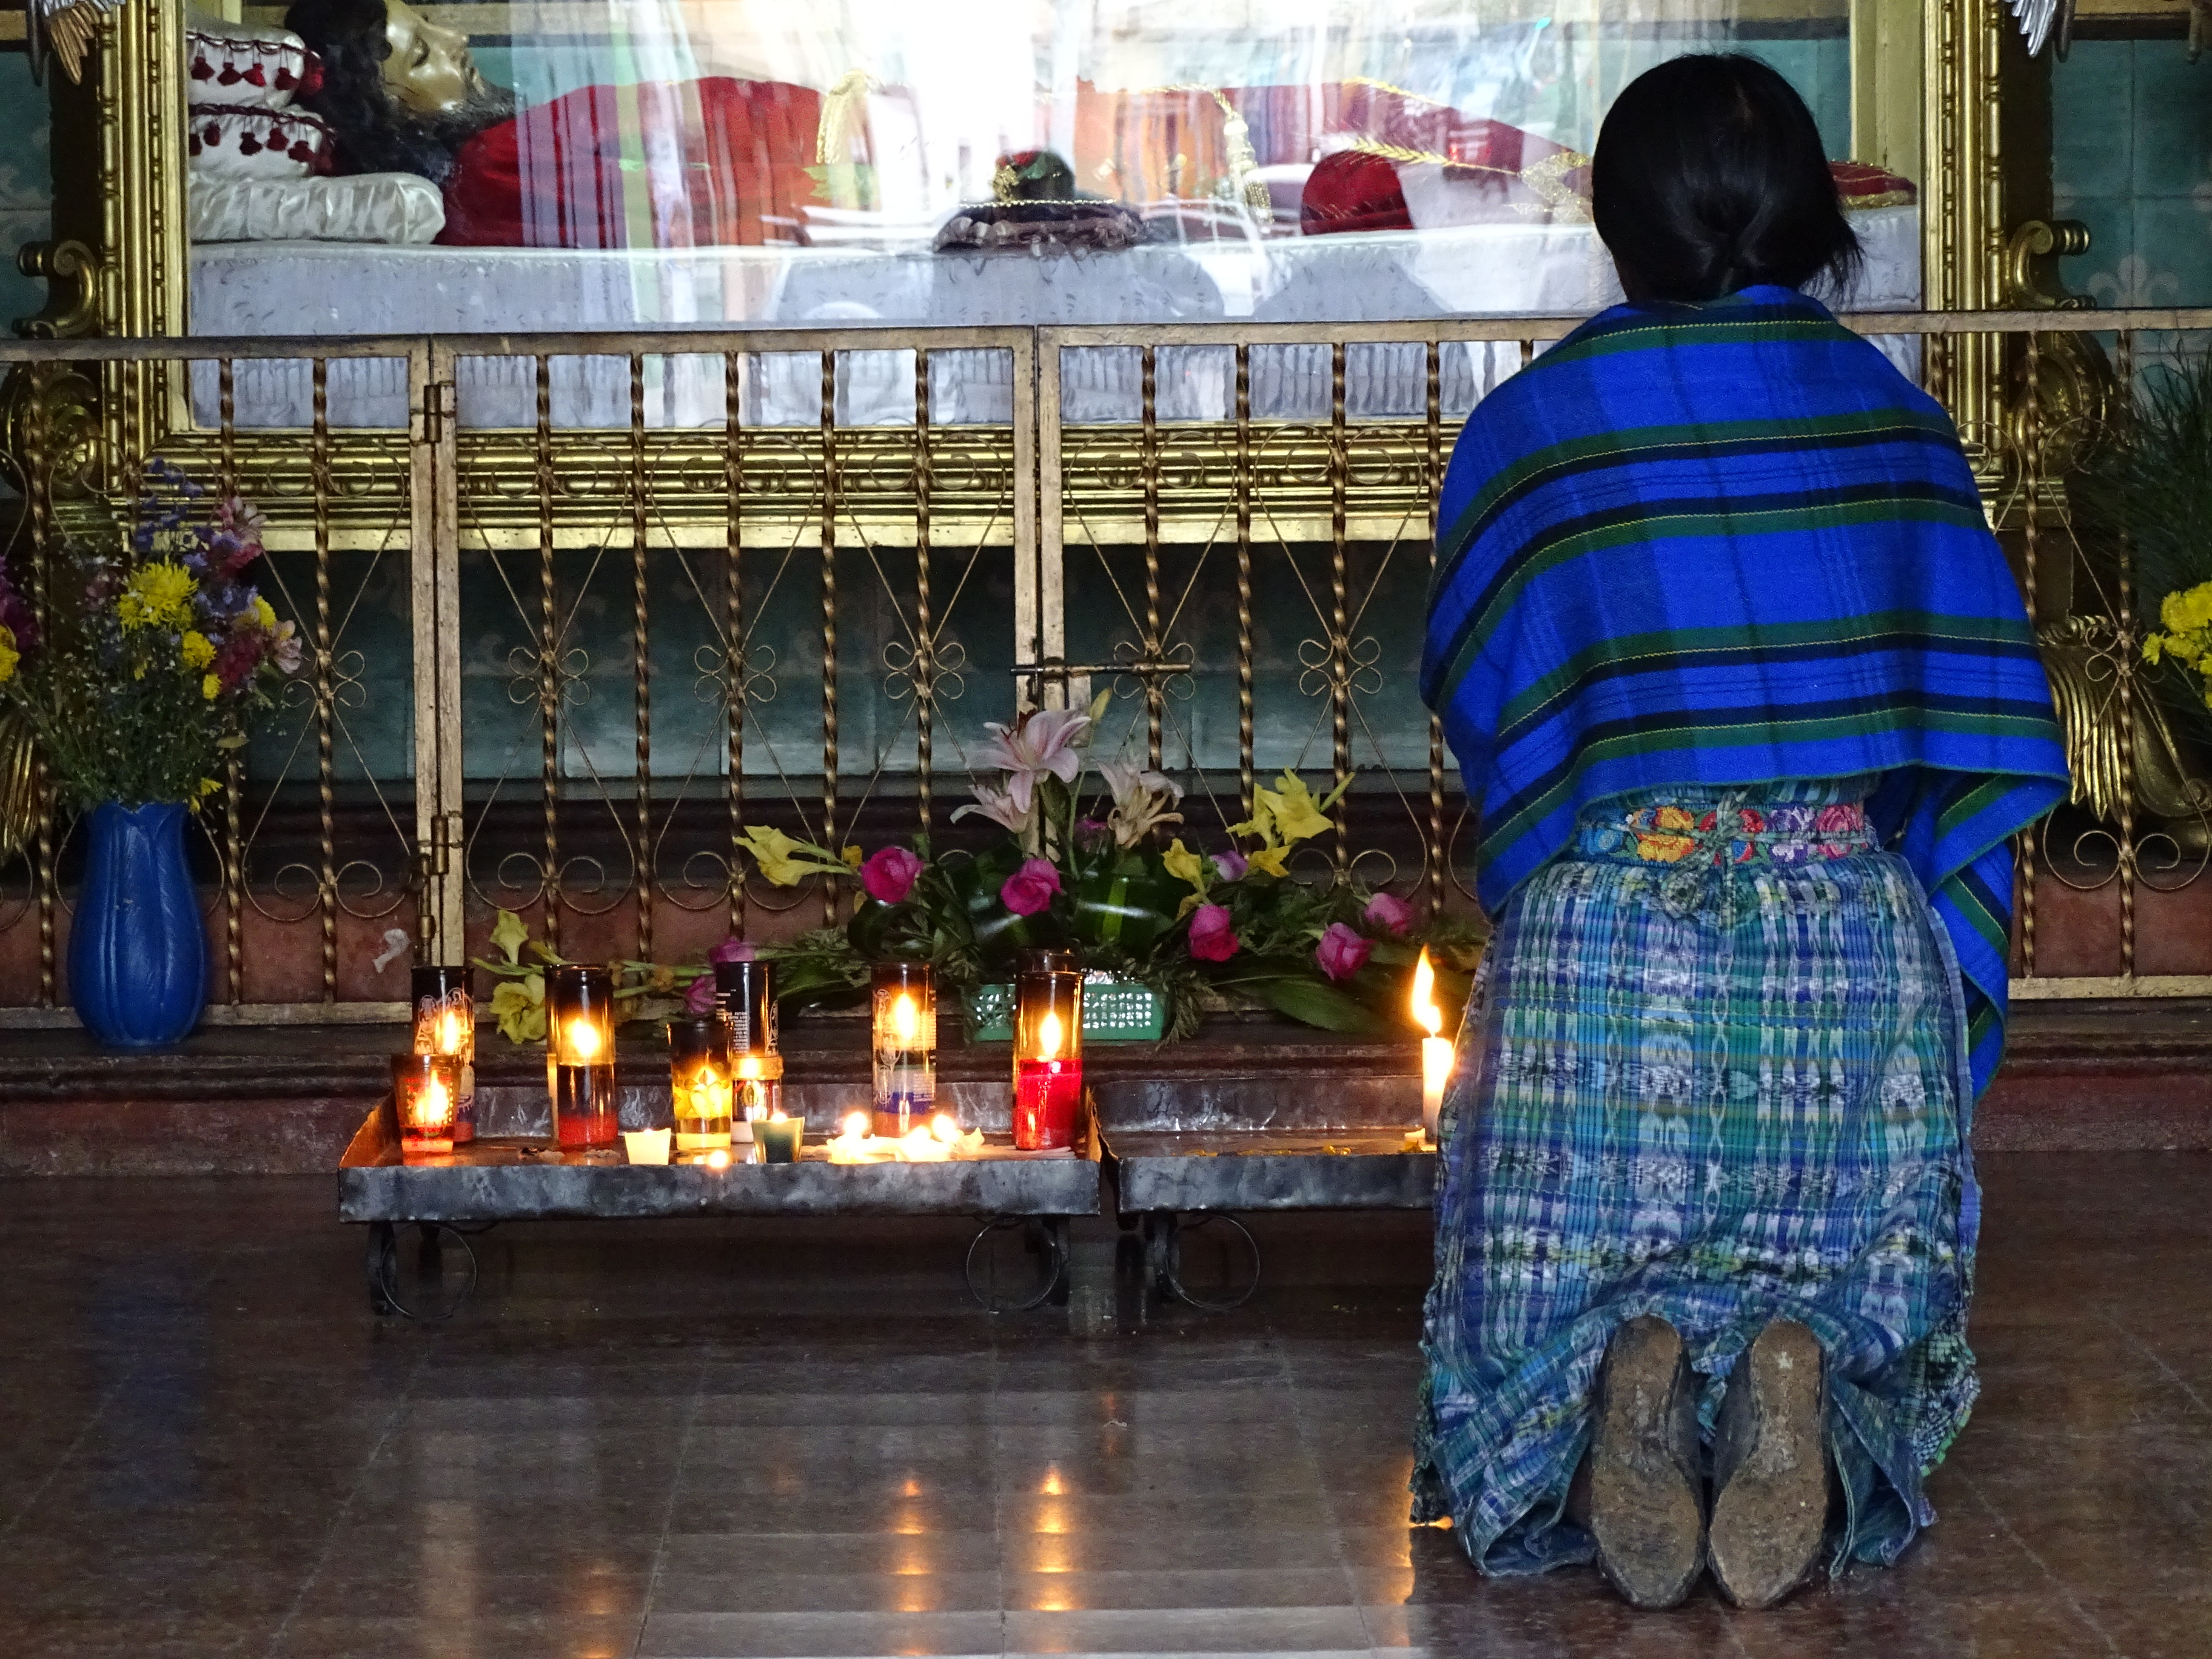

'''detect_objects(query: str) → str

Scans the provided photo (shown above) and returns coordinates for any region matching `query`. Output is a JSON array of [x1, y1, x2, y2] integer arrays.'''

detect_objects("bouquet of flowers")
[[737, 700, 1481, 1039], [0, 460, 303, 808]]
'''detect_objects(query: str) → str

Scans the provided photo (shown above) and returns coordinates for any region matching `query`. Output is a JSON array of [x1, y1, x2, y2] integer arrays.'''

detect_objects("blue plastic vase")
[[69, 801, 208, 1048]]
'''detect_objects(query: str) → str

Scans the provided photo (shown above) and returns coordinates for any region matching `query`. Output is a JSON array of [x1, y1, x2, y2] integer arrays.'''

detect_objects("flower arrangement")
[[2143, 581, 2212, 707], [736, 701, 1482, 1039], [0, 461, 303, 808]]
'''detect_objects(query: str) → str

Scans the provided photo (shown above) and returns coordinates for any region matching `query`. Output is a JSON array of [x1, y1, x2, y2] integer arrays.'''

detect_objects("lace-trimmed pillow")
[[186, 14, 317, 111], [189, 174, 446, 245]]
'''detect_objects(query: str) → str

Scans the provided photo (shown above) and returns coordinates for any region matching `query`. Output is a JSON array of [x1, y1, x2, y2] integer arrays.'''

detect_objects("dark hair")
[[1592, 54, 1860, 304], [284, 0, 512, 183]]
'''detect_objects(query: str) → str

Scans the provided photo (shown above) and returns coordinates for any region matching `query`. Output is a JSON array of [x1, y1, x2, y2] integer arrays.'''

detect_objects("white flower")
[[978, 708, 1090, 812], [952, 782, 1037, 839], [1097, 760, 1184, 848]]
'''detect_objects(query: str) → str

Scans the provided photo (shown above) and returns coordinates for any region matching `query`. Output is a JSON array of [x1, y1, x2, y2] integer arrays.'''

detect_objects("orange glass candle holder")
[[871, 961, 936, 1138], [392, 1052, 463, 1159], [1012, 958, 1082, 1151], [411, 965, 476, 1145], [546, 964, 618, 1150], [668, 1015, 735, 1154]]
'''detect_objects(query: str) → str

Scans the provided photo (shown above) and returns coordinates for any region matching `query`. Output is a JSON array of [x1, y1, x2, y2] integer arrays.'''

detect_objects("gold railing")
[[0, 307, 2207, 1023]]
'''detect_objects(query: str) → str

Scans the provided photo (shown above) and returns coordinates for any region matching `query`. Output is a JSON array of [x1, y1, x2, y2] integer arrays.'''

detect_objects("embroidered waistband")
[[1575, 799, 1874, 868]]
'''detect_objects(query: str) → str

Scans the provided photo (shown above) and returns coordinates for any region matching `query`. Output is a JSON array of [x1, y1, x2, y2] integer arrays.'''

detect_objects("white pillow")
[[189, 106, 331, 179], [186, 14, 310, 112], [189, 174, 446, 245]]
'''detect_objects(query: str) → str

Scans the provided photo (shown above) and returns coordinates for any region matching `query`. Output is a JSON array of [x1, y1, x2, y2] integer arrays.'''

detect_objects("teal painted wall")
[[2053, 41, 2212, 306], [0, 56, 52, 329]]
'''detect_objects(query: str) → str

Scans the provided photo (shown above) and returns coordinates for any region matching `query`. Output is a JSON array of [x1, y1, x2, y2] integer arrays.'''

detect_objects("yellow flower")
[[116, 560, 198, 632], [1162, 837, 1207, 891], [1266, 772, 1338, 844], [1652, 805, 1697, 833], [253, 596, 277, 629], [489, 975, 547, 1044], [841, 844, 864, 869], [1245, 845, 1292, 879], [0, 625, 17, 686], [181, 631, 215, 669], [198, 776, 221, 797], [1635, 833, 1697, 863], [201, 673, 221, 700], [490, 908, 532, 965], [739, 823, 849, 888]]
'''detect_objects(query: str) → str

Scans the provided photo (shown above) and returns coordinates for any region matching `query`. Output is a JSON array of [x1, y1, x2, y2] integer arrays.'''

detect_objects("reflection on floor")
[[1, 1155, 2205, 1658]]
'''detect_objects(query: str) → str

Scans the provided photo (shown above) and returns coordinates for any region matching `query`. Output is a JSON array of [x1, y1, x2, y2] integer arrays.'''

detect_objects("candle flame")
[[436, 1008, 466, 1053], [1410, 947, 1442, 1039], [1037, 1009, 1062, 1060], [565, 1017, 603, 1061], [705, 1148, 731, 1170], [420, 1074, 453, 1126], [930, 1112, 959, 1143], [893, 991, 919, 1042], [840, 1109, 870, 1141], [737, 1055, 763, 1081], [769, 1107, 788, 1122]]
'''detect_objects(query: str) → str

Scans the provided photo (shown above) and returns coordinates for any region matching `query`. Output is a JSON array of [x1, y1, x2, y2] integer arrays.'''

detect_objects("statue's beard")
[[389, 81, 519, 183]]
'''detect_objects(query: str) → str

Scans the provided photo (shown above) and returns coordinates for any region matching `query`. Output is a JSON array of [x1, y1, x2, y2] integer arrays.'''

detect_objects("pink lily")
[[979, 708, 1090, 812]]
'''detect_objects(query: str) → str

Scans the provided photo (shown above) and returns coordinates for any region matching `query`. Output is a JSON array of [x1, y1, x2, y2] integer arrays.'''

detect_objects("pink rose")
[[1000, 857, 1062, 917], [685, 975, 719, 1015], [709, 937, 756, 965], [1187, 902, 1239, 962], [1212, 848, 1248, 882], [1315, 921, 1371, 982], [861, 845, 923, 905], [1363, 892, 1415, 936]]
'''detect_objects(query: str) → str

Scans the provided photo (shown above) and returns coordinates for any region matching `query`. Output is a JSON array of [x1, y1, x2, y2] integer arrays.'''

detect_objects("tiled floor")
[[1, 1153, 2207, 1657]]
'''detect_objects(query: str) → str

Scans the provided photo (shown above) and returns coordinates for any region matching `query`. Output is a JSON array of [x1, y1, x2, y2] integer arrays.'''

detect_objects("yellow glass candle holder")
[[669, 1014, 735, 1153]]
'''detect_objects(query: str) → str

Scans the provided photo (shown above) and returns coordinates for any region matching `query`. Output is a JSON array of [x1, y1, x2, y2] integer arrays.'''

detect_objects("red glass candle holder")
[[392, 1052, 463, 1160], [546, 964, 618, 1150], [411, 964, 476, 1145], [1012, 960, 1082, 1151]]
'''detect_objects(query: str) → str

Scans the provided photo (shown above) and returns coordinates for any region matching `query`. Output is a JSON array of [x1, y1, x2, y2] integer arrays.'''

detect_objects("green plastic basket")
[[965, 976, 1165, 1042]]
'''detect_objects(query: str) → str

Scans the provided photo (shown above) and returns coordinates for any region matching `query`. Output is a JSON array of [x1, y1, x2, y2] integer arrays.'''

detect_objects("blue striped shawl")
[[1421, 286, 2068, 1098]]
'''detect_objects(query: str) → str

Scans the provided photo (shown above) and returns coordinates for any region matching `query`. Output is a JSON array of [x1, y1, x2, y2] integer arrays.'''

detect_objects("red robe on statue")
[[437, 76, 824, 248]]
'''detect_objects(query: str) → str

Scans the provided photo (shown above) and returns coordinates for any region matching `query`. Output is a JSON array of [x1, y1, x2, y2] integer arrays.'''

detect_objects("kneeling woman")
[[1413, 55, 2068, 1609]]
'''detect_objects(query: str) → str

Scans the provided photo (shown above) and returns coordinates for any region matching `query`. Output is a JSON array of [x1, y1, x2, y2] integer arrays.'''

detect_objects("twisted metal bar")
[[1426, 341, 1445, 916], [725, 351, 745, 933], [24, 366, 53, 1006], [535, 354, 561, 954], [630, 354, 653, 964], [912, 349, 937, 834], [1141, 346, 1163, 769], [2116, 330, 2137, 979], [312, 358, 337, 1002], [1329, 341, 1350, 879], [220, 357, 243, 1000], [820, 349, 840, 926], [2017, 337, 2041, 979], [1235, 344, 1253, 819]]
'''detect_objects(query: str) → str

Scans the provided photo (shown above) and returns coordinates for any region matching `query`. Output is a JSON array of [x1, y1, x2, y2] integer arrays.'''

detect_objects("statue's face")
[[379, 0, 489, 117]]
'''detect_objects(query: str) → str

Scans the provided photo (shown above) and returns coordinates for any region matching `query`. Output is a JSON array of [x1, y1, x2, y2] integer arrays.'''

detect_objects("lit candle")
[[871, 962, 937, 1138], [717, 957, 782, 1124], [411, 965, 477, 1145], [669, 1016, 735, 1154], [1013, 957, 1083, 1151], [1410, 947, 1453, 1148], [546, 964, 619, 1150], [391, 1052, 462, 1160]]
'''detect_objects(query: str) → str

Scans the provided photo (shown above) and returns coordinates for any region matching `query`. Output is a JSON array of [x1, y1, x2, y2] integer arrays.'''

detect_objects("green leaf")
[[1223, 972, 1390, 1034]]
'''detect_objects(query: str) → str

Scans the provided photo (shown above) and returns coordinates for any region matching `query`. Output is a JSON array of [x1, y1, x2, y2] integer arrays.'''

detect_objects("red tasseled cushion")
[[1299, 149, 1413, 236], [1829, 160, 1916, 208]]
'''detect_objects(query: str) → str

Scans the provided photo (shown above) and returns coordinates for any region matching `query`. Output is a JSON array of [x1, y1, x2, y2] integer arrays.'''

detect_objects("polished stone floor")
[[1, 1153, 2207, 1658]]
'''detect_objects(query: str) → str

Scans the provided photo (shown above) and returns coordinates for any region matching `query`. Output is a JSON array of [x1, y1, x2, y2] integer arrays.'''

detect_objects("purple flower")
[[684, 975, 720, 1015], [1362, 892, 1415, 936], [861, 845, 923, 905], [1315, 922, 1371, 982], [1211, 848, 1248, 882], [1187, 902, 1239, 962], [1000, 857, 1062, 917], [709, 937, 756, 965]]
